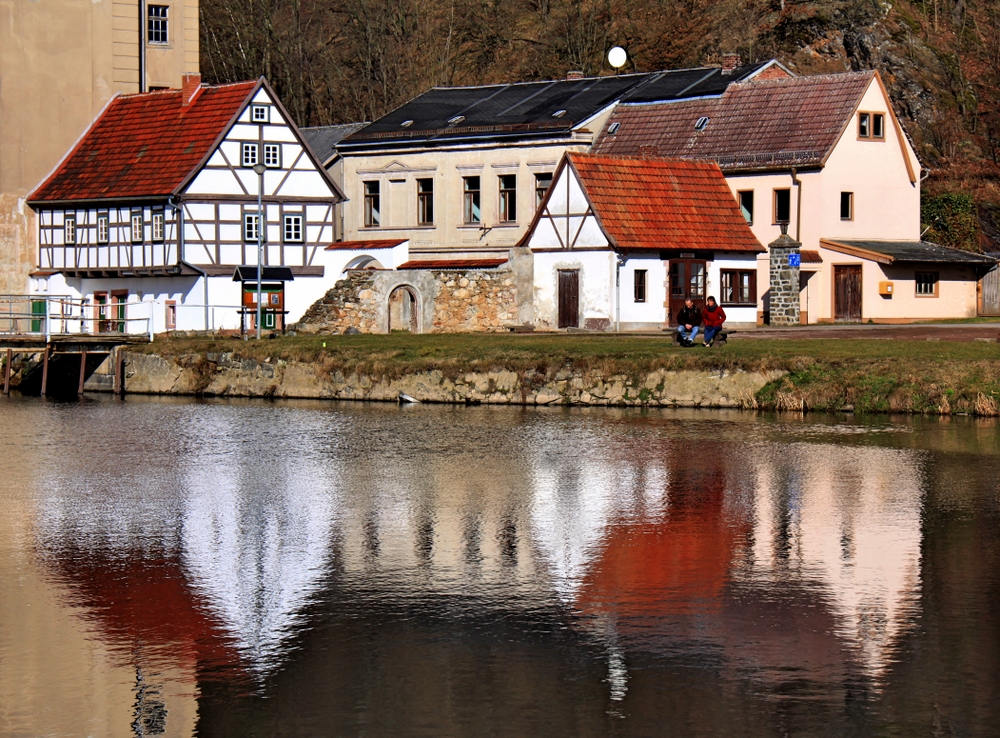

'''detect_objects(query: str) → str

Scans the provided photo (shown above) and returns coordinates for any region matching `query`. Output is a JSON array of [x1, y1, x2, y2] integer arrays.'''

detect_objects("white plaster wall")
[[618, 255, 666, 326], [532, 250, 615, 330]]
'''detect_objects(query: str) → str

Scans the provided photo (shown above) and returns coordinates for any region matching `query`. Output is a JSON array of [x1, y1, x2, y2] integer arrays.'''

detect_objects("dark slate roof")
[[823, 239, 997, 265], [338, 63, 774, 149], [232, 266, 296, 281], [301, 123, 368, 163], [593, 72, 875, 172]]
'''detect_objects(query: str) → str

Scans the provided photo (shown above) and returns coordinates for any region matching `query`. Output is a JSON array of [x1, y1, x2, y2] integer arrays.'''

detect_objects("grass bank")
[[136, 333, 1000, 415]]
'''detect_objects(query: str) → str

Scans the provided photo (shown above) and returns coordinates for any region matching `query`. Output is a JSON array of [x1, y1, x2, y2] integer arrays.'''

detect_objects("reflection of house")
[[333, 62, 790, 263], [26, 76, 346, 333], [592, 70, 997, 323], [518, 153, 764, 330]]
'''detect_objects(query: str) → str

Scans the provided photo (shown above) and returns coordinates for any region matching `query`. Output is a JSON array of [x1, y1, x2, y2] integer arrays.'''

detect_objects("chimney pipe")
[[181, 73, 202, 105], [720, 53, 741, 74], [566, 70, 585, 80]]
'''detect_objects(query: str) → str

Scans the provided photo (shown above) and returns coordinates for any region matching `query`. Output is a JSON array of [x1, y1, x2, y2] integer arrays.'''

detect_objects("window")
[[463, 176, 481, 223], [773, 188, 791, 224], [64, 216, 76, 245], [283, 214, 303, 242], [738, 190, 754, 224], [251, 105, 269, 123], [634, 269, 647, 303], [148, 5, 168, 45], [165, 300, 177, 331], [535, 172, 553, 207], [131, 212, 144, 243], [97, 214, 109, 244], [244, 212, 261, 242], [363, 181, 380, 227], [241, 142, 259, 167], [916, 271, 939, 297], [721, 270, 757, 305], [859, 112, 885, 139], [152, 211, 164, 242], [840, 192, 854, 220], [263, 143, 281, 168], [417, 178, 434, 225], [499, 174, 517, 222]]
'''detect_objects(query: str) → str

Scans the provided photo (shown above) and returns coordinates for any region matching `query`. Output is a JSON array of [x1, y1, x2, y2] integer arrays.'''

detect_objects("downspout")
[[169, 196, 209, 331], [791, 167, 802, 242], [138, 0, 145, 93]]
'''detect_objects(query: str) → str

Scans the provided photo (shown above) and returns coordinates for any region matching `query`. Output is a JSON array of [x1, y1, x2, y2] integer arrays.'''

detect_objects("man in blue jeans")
[[675, 299, 701, 347]]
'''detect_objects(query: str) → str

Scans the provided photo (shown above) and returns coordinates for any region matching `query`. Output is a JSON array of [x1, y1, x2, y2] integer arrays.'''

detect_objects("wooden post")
[[113, 347, 125, 398], [3, 349, 11, 395], [78, 351, 88, 398], [40, 346, 50, 398]]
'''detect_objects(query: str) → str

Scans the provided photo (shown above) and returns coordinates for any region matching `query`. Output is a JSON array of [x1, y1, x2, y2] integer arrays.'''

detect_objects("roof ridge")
[[116, 79, 257, 99]]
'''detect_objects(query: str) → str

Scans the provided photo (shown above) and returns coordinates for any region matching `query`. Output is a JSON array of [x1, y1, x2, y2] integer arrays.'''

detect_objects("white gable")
[[524, 163, 609, 250]]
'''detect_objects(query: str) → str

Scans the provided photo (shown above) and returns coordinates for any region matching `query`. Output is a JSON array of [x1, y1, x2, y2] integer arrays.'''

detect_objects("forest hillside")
[[200, 0, 1000, 250]]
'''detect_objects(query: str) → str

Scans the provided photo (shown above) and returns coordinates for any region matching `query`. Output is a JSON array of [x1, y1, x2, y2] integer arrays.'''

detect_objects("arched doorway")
[[388, 286, 419, 333]]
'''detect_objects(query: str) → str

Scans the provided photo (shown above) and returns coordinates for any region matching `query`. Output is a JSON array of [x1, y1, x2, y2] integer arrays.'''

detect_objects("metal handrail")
[[0, 295, 152, 341]]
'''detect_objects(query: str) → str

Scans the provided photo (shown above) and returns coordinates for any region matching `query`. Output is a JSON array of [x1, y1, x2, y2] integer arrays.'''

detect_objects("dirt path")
[[729, 324, 1000, 342]]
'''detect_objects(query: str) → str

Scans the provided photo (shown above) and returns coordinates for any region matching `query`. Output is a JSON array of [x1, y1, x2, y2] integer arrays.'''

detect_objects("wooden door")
[[667, 260, 707, 324], [834, 265, 862, 322], [558, 270, 579, 328], [980, 266, 1000, 315], [93, 292, 109, 333]]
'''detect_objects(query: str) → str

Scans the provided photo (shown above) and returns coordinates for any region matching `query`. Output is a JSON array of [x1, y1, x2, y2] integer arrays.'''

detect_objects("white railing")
[[0, 295, 153, 341]]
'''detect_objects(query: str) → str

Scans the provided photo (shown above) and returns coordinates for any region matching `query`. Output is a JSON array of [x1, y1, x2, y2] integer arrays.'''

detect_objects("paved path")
[[728, 323, 1000, 342]]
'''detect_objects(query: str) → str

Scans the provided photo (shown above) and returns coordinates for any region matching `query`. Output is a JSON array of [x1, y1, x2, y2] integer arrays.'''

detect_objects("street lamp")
[[253, 162, 266, 339]]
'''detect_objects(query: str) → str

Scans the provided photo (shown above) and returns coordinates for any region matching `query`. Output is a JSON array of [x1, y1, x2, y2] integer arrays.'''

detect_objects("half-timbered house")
[[519, 153, 764, 331], [27, 74, 345, 333]]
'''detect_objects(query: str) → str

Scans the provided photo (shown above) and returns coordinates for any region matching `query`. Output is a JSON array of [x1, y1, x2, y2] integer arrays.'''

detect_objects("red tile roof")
[[29, 81, 259, 203], [563, 153, 763, 253], [397, 259, 508, 269], [325, 239, 407, 251], [593, 72, 875, 172]]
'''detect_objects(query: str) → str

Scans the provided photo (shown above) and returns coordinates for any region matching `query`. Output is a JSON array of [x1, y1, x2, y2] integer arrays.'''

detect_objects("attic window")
[[607, 122, 621, 135], [695, 116, 710, 132], [552, 109, 567, 118], [447, 115, 466, 126], [251, 105, 269, 123], [400, 119, 414, 128]]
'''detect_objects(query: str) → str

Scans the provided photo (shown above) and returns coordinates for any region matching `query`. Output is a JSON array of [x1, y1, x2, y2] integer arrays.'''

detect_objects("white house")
[[27, 74, 346, 334], [592, 70, 997, 323], [519, 153, 764, 331]]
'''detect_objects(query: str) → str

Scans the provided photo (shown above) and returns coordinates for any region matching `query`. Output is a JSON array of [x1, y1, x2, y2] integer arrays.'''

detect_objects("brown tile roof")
[[29, 81, 259, 203], [562, 153, 763, 253], [325, 239, 407, 250], [397, 259, 508, 269], [593, 72, 875, 172], [800, 250, 822, 263]]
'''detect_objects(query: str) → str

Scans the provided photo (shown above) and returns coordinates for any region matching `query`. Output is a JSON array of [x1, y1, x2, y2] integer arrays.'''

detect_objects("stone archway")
[[387, 285, 419, 333]]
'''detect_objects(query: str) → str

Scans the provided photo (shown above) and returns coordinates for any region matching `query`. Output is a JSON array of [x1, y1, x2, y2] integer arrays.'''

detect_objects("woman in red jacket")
[[701, 296, 726, 347]]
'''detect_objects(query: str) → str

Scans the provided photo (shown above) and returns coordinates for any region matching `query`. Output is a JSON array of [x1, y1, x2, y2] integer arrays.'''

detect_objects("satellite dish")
[[608, 46, 627, 69]]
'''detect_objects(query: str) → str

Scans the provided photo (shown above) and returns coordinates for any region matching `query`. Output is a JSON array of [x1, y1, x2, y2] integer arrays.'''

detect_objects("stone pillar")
[[768, 233, 801, 326]]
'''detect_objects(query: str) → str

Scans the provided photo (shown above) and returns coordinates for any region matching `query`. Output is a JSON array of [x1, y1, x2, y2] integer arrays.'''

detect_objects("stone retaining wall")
[[119, 350, 783, 408]]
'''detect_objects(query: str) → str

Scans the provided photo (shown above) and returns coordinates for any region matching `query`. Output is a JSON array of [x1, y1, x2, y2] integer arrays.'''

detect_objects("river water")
[[1, 396, 998, 737]]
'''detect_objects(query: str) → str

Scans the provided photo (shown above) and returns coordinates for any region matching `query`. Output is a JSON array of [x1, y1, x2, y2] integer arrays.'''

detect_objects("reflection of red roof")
[[397, 259, 508, 269], [325, 239, 407, 251], [29, 81, 258, 202], [562, 153, 763, 252]]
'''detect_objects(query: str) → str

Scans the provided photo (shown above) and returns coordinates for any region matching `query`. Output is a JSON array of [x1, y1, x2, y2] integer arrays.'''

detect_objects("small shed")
[[233, 266, 295, 332]]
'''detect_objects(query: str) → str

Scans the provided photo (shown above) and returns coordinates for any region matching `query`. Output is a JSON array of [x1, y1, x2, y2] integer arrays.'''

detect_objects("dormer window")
[[858, 112, 885, 140], [695, 116, 710, 132], [251, 105, 270, 123], [608, 121, 621, 135]]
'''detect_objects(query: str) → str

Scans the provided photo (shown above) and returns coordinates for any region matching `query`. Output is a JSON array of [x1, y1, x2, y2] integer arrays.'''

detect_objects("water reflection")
[[1, 399, 998, 736]]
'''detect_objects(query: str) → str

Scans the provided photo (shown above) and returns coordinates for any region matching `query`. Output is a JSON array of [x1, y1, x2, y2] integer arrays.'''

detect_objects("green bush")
[[921, 192, 979, 251]]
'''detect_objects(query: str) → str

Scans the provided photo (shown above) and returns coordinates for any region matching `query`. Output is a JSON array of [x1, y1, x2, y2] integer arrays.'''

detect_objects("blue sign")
[[788, 253, 801, 267]]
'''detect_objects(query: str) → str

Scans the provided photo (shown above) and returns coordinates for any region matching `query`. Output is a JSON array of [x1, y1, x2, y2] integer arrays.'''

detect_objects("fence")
[[0, 295, 153, 341]]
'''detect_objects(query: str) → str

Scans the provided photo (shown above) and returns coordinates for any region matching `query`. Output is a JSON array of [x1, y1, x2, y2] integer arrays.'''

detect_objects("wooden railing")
[[0, 295, 153, 341]]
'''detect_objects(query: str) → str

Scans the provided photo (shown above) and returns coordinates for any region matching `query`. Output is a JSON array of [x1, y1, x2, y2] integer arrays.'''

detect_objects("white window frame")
[[241, 142, 259, 168], [251, 105, 270, 123], [244, 212, 261, 243], [147, 4, 168, 45], [263, 143, 281, 168], [64, 216, 76, 245], [152, 211, 165, 242], [97, 214, 109, 244], [283, 214, 303, 243], [130, 212, 144, 244]]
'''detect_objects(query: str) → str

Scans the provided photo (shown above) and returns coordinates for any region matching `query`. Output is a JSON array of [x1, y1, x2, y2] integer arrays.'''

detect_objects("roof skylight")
[[552, 109, 567, 118], [447, 115, 466, 126], [608, 121, 621, 135], [695, 116, 710, 132], [400, 119, 413, 128]]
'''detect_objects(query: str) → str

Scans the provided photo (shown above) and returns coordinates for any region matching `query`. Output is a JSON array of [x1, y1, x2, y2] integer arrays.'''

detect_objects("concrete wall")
[[0, 0, 198, 295]]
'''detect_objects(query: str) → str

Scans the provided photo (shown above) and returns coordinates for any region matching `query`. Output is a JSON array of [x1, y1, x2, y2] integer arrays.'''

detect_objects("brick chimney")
[[181, 73, 202, 105], [566, 70, 585, 80], [720, 53, 741, 75]]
